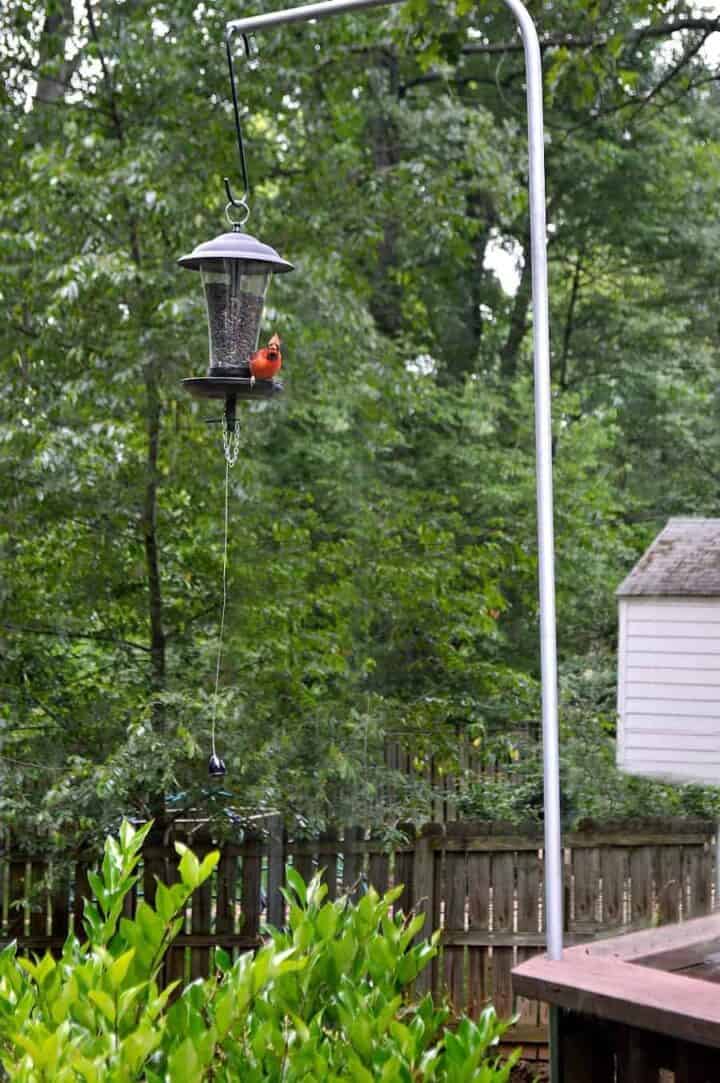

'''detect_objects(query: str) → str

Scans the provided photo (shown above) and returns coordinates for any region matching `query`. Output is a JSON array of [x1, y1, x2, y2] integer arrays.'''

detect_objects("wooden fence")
[[0, 817, 714, 1051]]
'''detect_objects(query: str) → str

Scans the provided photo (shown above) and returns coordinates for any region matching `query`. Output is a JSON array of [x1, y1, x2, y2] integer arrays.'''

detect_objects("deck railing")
[[514, 911, 720, 1081]]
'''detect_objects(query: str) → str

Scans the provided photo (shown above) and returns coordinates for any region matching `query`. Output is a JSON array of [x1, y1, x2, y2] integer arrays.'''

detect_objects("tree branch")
[[500, 226, 531, 381], [1, 623, 151, 653], [628, 29, 713, 114], [460, 16, 720, 57], [559, 249, 584, 392], [84, 0, 124, 143]]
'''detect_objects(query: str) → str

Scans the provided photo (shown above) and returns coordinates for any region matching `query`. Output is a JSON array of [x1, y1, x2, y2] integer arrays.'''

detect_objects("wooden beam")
[[569, 911, 720, 963], [513, 953, 720, 1048]]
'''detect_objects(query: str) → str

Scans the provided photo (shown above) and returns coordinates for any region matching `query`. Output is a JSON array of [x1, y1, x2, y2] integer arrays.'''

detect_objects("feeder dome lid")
[[178, 230, 293, 273]]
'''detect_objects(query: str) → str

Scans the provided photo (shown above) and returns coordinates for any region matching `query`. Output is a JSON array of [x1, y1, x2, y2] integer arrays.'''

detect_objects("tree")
[[1, 0, 719, 848]]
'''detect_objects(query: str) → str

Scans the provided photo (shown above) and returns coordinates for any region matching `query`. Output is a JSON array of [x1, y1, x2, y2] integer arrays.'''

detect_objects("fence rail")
[[1, 817, 714, 1050]]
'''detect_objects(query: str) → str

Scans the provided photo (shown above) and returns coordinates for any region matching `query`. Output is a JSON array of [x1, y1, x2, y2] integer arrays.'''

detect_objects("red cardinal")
[[249, 333, 282, 385]]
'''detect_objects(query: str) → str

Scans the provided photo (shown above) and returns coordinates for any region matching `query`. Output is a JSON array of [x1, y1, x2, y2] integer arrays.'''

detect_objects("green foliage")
[[0, 823, 518, 1081], [461, 652, 720, 826]]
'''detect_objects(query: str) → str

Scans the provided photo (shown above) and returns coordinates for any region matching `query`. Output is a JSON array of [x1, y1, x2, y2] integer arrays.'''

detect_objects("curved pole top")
[[228, 0, 399, 36], [227, 0, 539, 52]]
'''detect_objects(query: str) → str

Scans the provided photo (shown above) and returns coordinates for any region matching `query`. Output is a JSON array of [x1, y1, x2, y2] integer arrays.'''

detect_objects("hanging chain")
[[222, 415, 241, 466]]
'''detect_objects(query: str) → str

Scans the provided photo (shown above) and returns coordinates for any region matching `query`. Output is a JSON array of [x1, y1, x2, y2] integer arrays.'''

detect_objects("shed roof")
[[617, 518, 720, 597]]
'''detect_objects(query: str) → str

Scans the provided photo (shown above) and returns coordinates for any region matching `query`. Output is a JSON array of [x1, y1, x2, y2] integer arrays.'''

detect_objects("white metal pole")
[[227, 0, 563, 961], [501, 0, 563, 963]]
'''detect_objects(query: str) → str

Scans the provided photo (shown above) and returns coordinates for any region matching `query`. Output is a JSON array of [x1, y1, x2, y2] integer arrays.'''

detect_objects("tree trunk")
[[367, 53, 403, 338], [142, 358, 165, 718], [86, 0, 167, 815], [468, 191, 496, 353], [35, 0, 75, 105], [499, 227, 532, 382], [559, 249, 584, 391], [142, 356, 167, 822]]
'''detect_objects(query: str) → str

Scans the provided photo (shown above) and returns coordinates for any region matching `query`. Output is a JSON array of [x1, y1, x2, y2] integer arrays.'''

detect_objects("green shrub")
[[460, 710, 720, 827], [0, 822, 519, 1081]]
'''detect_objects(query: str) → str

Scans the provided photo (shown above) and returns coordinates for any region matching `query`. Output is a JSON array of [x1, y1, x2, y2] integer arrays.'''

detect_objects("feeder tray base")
[[182, 376, 283, 401]]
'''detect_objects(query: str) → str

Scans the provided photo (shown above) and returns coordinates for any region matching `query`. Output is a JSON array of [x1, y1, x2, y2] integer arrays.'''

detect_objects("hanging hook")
[[223, 180, 250, 228], [224, 29, 252, 220]]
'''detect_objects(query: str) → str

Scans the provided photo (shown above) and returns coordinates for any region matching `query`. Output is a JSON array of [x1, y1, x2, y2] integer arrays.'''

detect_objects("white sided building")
[[616, 518, 720, 784]]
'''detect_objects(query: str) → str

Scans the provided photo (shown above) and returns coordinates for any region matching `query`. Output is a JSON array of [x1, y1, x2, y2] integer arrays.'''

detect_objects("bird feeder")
[[178, 31, 295, 781], [178, 227, 293, 422]]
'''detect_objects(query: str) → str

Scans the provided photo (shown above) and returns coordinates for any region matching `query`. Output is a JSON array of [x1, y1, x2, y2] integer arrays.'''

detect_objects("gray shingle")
[[617, 518, 720, 596]]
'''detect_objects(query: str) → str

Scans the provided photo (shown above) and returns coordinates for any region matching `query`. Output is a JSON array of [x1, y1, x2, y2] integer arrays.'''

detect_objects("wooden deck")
[[513, 912, 720, 1081]]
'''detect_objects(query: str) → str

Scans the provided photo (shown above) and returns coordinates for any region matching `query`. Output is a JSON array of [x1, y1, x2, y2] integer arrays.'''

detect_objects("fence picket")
[[572, 847, 599, 931], [292, 842, 314, 892], [515, 849, 542, 1033], [50, 869, 70, 942], [190, 847, 213, 981], [73, 861, 91, 941], [7, 860, 26, 940], [412, 828, 436, 997], [342, 826, 363, 898], [601, 847, 626, 928], [659, 846, 682, 924], [216, 851, 237, 938], [368, 846, 390, 896], [394, 826, 414, 916], [630, 847, 654, 925], [240, 832, 262, 942], [466, 850, 490, 1017], [165, 849, 185, 988], [266, 815, 286, 928], [320, 828, 339, 902], [684, 844, 711, 919], [443, 826, 467, 1012], [29, 861, 46, 938]]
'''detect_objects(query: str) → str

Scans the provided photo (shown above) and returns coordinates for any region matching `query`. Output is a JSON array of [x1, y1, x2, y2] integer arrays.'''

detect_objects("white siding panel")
[[625, 734, 720, 752], [626, 698, 720, 717], [621, 761, 720, 784], [626, 684, 720, 701], [627, 715, 720, 734], [624, 748, 720, 765], [628, 620, 720, 637], [628, 637, 720, 654], [624, 601, 720, 622], [628, 652, 720, 668], [628, 667, 720, 685]]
